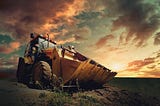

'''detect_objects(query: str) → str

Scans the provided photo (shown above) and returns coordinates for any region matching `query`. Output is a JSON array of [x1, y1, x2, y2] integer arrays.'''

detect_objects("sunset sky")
[[0, 0, 159, 78]]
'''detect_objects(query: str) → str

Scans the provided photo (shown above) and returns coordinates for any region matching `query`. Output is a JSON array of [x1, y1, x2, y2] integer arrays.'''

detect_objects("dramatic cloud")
[[0, 0, 160, 78], [95, 34, 114, 48], [105, 0, 160, 47], [0, 0, 84, 42]]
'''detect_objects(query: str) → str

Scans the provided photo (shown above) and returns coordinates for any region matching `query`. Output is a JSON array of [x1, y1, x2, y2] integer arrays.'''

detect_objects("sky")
[[0, 0, 160, 78]]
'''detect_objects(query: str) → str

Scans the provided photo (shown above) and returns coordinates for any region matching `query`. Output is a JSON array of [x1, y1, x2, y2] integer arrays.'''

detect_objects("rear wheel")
[[16, 57, 25, 83], [33, 61, 52, 89]]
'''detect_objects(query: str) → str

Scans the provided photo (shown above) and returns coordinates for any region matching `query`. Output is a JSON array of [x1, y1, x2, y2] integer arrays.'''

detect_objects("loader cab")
[[24, 34, 57, 64]]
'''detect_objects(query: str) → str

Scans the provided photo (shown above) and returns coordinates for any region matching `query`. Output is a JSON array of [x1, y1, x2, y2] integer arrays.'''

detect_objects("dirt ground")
[[0, 79, 159, 106]]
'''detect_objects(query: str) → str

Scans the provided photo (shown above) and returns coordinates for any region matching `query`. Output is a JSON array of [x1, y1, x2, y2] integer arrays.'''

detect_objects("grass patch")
[[41, 91, 72, 106], [79, 95, 102, 106], [75, 92, 104, 106], [38, 91, 104, 106]]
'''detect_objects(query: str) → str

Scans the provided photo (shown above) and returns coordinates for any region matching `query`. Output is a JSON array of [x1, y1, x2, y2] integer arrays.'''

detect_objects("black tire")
[[33, 61, 52, 89], [16, 57, 25, 83]]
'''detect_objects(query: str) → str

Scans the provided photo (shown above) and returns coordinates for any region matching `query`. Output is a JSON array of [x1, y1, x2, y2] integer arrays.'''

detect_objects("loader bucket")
[[60, 58, 117, 88]]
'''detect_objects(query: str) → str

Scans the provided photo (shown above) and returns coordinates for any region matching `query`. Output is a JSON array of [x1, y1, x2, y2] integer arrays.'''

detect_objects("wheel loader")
[[16, 33, 117, 89]]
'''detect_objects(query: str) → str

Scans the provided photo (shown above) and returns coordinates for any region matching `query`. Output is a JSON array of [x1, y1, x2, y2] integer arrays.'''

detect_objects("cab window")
[[38, 37, 56, 50]]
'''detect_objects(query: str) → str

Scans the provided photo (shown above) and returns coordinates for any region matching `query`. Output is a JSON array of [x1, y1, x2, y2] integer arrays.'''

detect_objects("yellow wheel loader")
[[16, 33, 117, 89]]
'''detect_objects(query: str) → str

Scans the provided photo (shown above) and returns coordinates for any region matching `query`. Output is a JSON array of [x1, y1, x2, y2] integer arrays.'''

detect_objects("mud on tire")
[[33, 61, 52, 89]]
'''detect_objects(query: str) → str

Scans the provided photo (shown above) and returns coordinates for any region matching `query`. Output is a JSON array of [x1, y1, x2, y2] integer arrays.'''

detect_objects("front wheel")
[[33, 61, 52, 89]]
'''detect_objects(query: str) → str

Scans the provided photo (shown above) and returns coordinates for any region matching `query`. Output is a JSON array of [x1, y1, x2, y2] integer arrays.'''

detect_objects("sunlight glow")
[[110, 63, 126, 71]]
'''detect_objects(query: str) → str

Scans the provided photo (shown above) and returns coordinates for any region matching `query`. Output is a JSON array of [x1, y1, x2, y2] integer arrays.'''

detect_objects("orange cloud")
[[10, 42, 20, 49], [127, 57, 155, 71], [0, 0, 85, 42], [126, 59, 154, 73], [0, 41, 20, 54], [117, 50, 160, 78], [95, 34, 114, 48]]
